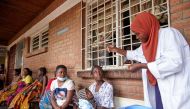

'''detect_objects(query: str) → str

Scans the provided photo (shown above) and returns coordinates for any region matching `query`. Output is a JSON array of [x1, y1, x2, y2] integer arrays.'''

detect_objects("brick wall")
[[77, 70, 143, 99], [170, 0, 190, 43], [9, 0, 190, 101], [22, 2, 144, 100], [24, 3, 82, 77], [76, 77, 143, 99]]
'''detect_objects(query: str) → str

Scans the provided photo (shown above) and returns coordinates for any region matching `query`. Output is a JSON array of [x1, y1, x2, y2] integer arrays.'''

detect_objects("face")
[[133, 31, 148, 43], [85, 89, 93, 100], [100, 35, 104, 41], [21, 69, 28, 77], [38, 70, 42, 76], [92, 67, 103, 81], [14, 70, 18, 76], [56, 68, 66, 78]]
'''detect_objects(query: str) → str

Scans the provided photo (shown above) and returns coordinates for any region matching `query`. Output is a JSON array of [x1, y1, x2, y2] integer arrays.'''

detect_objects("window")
[[15, 40, 24, 68], [81, 0, 169, 69], [0, 47, 6, 64], [30, 29, 49, 52], [0, 47, 6, 57]]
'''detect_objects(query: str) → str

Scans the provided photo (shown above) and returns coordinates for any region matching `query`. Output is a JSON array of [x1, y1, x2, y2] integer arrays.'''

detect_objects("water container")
[[119, 105, 152, 109]]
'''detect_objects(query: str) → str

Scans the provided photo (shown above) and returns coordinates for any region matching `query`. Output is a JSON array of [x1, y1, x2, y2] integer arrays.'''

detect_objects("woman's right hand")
[[107, 44, 127, 56], [107, 45, 117, 53]]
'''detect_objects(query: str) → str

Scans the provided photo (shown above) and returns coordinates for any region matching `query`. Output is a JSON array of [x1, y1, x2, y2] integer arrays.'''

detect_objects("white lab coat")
[[126, 27, 190, 109]]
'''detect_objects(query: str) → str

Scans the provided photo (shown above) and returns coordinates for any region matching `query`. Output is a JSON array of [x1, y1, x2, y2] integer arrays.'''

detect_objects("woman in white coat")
[[107, 12, 190, 109]]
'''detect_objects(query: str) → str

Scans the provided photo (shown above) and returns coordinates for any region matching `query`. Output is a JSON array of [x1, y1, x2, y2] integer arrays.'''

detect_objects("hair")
[[85, 87, 91, 93], [39, 67, 47, 76], [24, 68, 32, 76], [91, 65, 103, 75], [15, 68, 21, 76], [56, 65, 67, 73]]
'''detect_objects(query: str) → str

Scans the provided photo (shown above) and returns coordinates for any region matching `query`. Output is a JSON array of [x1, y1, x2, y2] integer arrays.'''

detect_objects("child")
[[78, 88, 96, 109], [50, 65, 75, 109]]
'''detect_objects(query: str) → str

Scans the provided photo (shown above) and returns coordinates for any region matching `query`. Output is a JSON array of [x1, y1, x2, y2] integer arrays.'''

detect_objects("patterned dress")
[[89, 81, 114, 108]]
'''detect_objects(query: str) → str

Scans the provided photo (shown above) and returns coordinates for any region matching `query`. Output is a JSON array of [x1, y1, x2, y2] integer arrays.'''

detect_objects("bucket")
[[119, 105, 152, 109]]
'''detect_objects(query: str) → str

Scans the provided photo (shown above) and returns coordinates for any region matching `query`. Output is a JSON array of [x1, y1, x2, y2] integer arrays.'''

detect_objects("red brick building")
[[0, 0, 190, 108]]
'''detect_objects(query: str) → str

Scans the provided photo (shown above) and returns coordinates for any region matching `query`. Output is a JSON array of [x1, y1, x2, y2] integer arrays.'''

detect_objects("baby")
[[77, 88, 96, 109]]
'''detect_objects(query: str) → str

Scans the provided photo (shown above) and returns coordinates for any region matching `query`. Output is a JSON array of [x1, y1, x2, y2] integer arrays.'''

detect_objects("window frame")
[[82, 0, 170, 70], [30, 27, 49, 53]]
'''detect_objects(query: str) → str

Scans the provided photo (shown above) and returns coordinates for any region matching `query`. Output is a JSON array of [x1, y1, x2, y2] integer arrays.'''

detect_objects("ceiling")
[[0, 0, 54, 46]]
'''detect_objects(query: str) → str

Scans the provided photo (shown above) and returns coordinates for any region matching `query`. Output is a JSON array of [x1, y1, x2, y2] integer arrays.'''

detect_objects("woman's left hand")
[[128, 63, 148, 72]]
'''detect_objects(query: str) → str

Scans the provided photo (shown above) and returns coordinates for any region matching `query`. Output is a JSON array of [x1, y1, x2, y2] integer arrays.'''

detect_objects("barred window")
[[30, 29, 49, 52], [81, 0, 169, 69]]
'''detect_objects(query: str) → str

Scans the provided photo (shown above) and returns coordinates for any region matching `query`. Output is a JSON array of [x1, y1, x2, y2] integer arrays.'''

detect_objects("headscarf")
[[131, 12, 160, 86]]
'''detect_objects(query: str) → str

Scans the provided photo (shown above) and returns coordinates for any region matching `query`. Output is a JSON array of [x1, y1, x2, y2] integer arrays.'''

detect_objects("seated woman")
[[12, 69, 22, 84], [0, 68, 22, 104], [38, 67, 48, 98], [8, 67, 48, 109], [89, 65, 114, 109], [77, 88, 96, 109], [39, 71, 56, 109], [51, 65, 75, 109], [6, 68, 33, 105], [21, 68, 33, 85]]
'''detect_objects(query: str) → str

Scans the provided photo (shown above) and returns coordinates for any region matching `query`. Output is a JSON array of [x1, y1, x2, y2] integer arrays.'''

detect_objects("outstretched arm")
[[107, 45, 127, 56]]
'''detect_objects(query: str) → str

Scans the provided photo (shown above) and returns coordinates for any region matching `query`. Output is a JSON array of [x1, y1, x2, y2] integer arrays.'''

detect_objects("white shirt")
[[126, 27, 190, 109], [50, 78, 75, 106], [89, 81, 114, 108]]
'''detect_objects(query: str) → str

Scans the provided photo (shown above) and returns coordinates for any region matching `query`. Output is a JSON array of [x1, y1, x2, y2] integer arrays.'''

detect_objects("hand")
[[128, 63, 147, 72], [107, 45, 117, 53], [124, 60, 132, 64]]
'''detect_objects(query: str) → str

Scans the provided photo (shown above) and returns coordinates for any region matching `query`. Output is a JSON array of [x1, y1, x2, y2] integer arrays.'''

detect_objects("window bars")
[[81, 0, 169, 69]]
